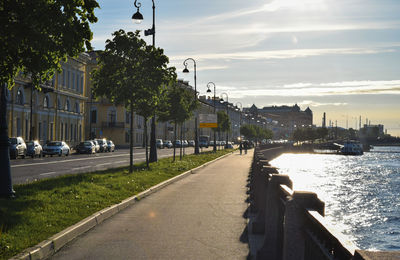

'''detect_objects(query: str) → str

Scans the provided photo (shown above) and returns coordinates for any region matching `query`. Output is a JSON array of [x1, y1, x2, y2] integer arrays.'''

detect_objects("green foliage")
[[212, 110, 230, 133], [92, 29, 176, 118], [240, 124, 272, 141], [158, 82, 198, 124], [0, 0, 99, 88], [0, 149, 233, 260], [292, 127, 328, 143]]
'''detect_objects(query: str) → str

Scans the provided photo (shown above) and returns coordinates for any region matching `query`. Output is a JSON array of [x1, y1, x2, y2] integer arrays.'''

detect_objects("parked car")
[[96, 138, 108, 152], [26, 140, 43, 158], [164, 140, 173, 148], [91, 140, 100, 153], [76, 141, 96, 154], [156, 139, 164, 149], [188, 140, 195, 147], [43, 141, 70, 157], [182, 140, 188, 147], [107, 140, 115, 152], [9, 137, 27, 159], [226, 142, 234, 149], [174, 140, 182, 148]]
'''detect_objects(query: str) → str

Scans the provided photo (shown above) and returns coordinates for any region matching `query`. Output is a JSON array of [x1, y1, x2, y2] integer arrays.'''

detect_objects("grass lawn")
[[0, 149, 234, 259]]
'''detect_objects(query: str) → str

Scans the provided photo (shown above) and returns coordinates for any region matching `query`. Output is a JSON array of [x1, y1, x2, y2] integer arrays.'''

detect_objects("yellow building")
[[6, 54, 90, 146]]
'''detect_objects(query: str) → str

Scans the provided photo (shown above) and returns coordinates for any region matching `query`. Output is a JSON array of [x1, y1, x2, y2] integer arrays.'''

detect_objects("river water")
[[270, 146, 400, 251]]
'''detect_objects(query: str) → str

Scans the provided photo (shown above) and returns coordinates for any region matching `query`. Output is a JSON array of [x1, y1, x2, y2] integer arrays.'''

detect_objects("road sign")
[[199, 114, 217, 128]]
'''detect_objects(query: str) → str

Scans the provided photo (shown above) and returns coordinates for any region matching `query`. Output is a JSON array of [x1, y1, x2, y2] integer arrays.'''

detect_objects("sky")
[[90, 0, 400, 137]]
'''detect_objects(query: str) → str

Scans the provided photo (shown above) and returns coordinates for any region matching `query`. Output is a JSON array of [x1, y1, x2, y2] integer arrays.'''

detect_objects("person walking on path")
[[244, 141, 248, 154], [239, 142, 243, 155]]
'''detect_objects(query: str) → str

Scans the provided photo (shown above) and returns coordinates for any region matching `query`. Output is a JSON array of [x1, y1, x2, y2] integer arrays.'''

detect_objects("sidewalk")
[[50, 150, 254, 260]]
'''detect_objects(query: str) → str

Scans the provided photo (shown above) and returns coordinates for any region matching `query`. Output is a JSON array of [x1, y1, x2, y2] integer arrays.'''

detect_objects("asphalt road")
[[10, 147, 216, 184]]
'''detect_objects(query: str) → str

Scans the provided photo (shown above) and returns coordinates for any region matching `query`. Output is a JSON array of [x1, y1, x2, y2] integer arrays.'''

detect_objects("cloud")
[[297, 100, 348, 107], [222, 80, 400, 98], [170, 46, 396, 63]]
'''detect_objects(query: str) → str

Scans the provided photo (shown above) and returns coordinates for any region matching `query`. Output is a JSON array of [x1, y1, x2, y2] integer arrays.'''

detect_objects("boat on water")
[[337, 141, 364, 155]]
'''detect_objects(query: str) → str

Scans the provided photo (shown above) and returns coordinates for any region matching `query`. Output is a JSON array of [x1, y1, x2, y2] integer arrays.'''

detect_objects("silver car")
[[43, 141, 70, 157]]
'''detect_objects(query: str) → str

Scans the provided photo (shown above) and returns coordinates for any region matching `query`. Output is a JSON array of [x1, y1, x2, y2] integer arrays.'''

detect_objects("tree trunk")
[[180, 123, 183, 160], [149, 114, 157, 163], [144, 117, 149, 169], [129, 103, 134, 173], [173, 120, 177, 162], [0, 84, 14, 198]]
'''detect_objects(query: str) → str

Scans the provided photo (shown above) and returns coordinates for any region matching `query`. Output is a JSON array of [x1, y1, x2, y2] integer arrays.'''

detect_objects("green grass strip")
[[0, 149, 234, 259]]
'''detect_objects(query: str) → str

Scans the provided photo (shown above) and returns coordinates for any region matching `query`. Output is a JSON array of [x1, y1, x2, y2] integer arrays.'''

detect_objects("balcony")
[[102, 122, 125, 128]]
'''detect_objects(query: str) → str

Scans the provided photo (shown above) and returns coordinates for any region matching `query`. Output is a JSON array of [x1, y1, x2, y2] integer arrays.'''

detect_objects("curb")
[[10, 150, 236, 260]]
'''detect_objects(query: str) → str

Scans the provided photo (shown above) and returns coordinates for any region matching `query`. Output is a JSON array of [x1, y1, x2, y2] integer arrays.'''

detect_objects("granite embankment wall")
[[249, 145, 400, 260]]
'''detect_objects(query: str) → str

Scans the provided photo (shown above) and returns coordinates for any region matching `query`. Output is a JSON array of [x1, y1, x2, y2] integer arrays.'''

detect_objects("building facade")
[[6, 54, 89, 146]]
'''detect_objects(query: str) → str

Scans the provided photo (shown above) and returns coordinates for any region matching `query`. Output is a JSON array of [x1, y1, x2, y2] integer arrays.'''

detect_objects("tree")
[[240, 124, 255, 141], [158, 82, 197, 161], [317, 127, 328, 141], [216, 111, 231, 148], [0, 0, 99, 197], [134, 45, 176, 168], [240, 124, 272, 145], [92, 30, 147, 173]]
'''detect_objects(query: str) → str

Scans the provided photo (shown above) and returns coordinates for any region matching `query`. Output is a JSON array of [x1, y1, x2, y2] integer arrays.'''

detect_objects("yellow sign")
[[200, 123, 218, 128], [199, 114, 218, 128]]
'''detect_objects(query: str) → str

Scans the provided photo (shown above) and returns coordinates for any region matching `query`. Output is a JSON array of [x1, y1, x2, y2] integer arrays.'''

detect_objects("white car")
[[43, 141, 70, 157]]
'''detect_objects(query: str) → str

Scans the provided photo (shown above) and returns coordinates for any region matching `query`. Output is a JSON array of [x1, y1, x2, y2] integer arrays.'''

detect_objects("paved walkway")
[[51, 150, 254, 260]]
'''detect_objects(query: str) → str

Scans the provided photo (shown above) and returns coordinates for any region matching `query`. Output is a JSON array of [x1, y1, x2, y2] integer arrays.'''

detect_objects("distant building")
[[360, 124, 384, 138], [243, 104, 313, 138]]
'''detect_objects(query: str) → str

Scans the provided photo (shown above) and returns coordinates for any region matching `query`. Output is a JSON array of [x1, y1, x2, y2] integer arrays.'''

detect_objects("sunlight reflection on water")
[[270, 146, 400, 251]]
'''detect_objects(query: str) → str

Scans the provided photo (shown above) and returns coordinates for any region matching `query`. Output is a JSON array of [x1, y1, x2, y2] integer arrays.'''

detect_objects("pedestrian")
[[244, 141, 248, 154], [239, 142, 243, 155]]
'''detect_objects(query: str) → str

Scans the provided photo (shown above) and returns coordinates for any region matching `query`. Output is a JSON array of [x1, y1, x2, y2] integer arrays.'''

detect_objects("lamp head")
[[182, 67, 189, 73], [132, 8, 143, 24]]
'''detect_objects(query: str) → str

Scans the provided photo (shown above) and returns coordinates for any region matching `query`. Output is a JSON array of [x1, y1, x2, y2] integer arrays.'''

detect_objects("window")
[[126, 111, 130, 124], [90, 109, 97, 124], [108, 108, 116, 124], [58, 97, 62, 110], [76, 73, 79, 92], [125, 131, 130, 143], [67, 71, 70, 88], [62, 70, 66, 86], [5, 87, 11, 103], [16, 89, 24, 105], [80, 76, 84, 93], [65, 100, 70, 111], [72, 72, 75, 90], [44, 96, 49, 108], [61, 123, 64, 140], [25, 119, 28, 140], [75, 102, 80, 113]]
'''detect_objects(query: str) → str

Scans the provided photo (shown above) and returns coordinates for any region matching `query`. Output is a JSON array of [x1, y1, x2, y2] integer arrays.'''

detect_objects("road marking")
[[114, 161, 127, 164], [40, 172, 56, 176], [11, 152, 146, 168], [72, 166, 92, 171], [96, 163, 111, 167]]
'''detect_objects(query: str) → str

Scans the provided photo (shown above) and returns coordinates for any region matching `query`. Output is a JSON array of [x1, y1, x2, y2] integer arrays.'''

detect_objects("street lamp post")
[[220, 92, 229, 149], [206, 82, 217, 152], [182, 58, 199, 154], [236, 102, 242, 143], [132, 0, 158, 163]]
